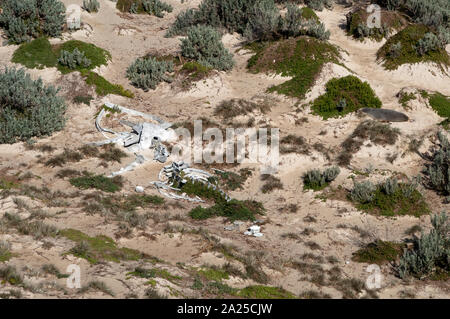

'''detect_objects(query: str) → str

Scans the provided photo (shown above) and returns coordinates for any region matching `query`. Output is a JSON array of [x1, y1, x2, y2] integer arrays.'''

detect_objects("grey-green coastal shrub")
[[0, 0, 66, 44], [303, 20, 330, 41], [280, 4, 303, 37], [424, 132, 450, 196], [142, 0, 173, 18], [165, 0, 280, 37], [83, 0, 100, 13], [303, 166, 340, 190], [126, 57, 174, 91], [398, 212, 449, 279], [305, 0, 333, 11], [415, 32, 442, 56], [350, 181, 376, 204], [181, 25, 234, 71], [0, 67, 67, 144], [243, 0, 282, 41], [166, 0, 331, 42], [58, 49, 92, 69]]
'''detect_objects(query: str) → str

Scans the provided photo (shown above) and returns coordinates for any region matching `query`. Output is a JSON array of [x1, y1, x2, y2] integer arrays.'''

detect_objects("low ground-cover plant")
[[0, 0, 66, 43], [349, 177, 430, 217], [303, 166, 340, 191], [246, 37, 341, 99], [69, 173, 124, 193], [189, 199, 265, 221], [311, 76, 382, 120], [420, 91, 450, 128], [352, 240, 403, 264], [184, 177, 264, 221], [398, 212, 449, 280], [0, 67, 67, 144], [60, 228, 145, 264]]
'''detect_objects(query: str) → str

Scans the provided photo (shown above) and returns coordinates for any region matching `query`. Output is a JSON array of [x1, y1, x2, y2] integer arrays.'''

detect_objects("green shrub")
[[424, 132, 450, 196], [83, 0, 100, 13], [181, 25, 234, 71], [312, 76, 382, 119], [0, 0, 65, 43], [303, 166, 340, 191], [0, 67, 67, 144], [398, 212, 449, 279], [126, 56, 174, 91]]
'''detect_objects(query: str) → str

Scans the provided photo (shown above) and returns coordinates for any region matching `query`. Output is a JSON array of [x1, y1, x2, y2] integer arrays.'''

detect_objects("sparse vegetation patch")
[[69, 173, 124, 193], [246, 37, 341, 99], [61, 229, 145, 264]]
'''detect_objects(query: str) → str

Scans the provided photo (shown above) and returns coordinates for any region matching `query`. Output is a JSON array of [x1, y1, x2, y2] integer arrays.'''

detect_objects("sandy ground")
[[0, 1, 449, 299]]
